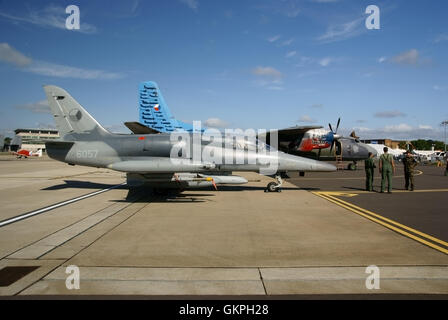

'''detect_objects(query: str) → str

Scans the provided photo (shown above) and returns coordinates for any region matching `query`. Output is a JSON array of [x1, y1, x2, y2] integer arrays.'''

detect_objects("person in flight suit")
[[402, 150, 418, 191], [445, 154, 448, 176], [364, 152, 376, 191], [379, 147, 395, 193]]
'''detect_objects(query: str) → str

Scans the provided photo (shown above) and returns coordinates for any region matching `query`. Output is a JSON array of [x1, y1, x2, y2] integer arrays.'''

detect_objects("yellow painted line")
[[323, 193, 448, 247], [313, 192, 448, 255]]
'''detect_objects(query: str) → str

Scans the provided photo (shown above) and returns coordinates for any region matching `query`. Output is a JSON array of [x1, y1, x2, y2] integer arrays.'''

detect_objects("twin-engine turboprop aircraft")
[[43, 85, 336, 192], [129, 81, 376, 170]]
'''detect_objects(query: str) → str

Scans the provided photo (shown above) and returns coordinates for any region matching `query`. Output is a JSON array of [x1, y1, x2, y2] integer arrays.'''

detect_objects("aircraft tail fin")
[[43, 85, 110, 140], [139, 81, 196, 132]]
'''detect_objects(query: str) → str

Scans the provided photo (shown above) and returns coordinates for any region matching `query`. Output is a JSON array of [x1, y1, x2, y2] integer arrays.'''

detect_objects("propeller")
[[328, 117, 341, 153]]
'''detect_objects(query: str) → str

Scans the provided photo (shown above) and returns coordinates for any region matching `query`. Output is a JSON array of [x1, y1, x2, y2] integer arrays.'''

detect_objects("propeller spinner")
[[328, 117, 341, 153]]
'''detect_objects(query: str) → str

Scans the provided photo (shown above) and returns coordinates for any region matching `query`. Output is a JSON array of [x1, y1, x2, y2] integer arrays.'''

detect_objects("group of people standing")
[[364, 147, 418, 193]]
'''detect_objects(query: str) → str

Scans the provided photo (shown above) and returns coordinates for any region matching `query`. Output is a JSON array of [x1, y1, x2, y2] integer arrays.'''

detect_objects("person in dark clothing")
[[402, 151, 418, 191], [364, 152, 376, 191], [379, 147, 395, 193]]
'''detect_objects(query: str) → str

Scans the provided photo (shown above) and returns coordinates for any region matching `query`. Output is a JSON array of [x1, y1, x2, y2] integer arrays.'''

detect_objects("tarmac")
[[0, 155, 447, 297]]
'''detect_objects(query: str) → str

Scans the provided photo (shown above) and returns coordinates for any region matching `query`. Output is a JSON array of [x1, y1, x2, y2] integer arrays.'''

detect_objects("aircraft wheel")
[[266, 182, 278, 193], [348, 163, 357, 171]]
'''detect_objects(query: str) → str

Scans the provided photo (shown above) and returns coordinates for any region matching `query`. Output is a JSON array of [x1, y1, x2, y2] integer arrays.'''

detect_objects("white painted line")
[[0, 183, 126, 228]]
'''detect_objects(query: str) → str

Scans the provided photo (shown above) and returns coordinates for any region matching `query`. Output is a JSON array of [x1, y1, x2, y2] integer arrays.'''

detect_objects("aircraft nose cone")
[[279, 153, 337, 172]]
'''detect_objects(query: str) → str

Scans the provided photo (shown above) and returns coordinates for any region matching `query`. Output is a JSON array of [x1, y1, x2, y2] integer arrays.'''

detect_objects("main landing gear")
[[265, 175, 283, 193], [347, 161, 357, 171]]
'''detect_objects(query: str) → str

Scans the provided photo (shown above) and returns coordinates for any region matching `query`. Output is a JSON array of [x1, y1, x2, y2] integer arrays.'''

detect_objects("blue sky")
[[0, 0, 447, 140]]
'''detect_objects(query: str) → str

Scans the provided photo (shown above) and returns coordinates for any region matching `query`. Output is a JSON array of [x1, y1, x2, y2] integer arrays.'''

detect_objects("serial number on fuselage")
[[76, 150, 98, 158]]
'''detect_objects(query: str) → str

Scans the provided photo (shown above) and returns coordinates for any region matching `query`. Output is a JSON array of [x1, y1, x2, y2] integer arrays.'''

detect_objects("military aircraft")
[[261, 122, 378, 170], [13, 148, 43, 159], [43, 85, 336, 193], [131, 81, 377, 171]]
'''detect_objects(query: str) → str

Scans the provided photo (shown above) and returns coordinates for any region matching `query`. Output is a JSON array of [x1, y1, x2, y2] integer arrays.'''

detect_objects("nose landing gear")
[[265, 175, 283, 192]]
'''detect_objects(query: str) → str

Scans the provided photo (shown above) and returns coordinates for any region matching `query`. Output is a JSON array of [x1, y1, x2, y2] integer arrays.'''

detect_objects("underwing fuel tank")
[[203, 175, 248, 185], [126, 173, 248, 189], [108, 158, 216, 173]]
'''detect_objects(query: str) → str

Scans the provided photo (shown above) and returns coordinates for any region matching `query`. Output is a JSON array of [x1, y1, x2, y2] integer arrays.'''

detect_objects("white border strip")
[[0, 183, 126, 228]]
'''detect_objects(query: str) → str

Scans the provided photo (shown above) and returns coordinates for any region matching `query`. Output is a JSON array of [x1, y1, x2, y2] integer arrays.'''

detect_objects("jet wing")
[[124, 122, 161, 134]]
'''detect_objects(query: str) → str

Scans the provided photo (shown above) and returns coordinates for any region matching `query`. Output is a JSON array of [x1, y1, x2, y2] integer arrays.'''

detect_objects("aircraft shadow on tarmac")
[[41, 180, 320, 203], [42, 180, 128, 191], [120, 189, 213, 203]]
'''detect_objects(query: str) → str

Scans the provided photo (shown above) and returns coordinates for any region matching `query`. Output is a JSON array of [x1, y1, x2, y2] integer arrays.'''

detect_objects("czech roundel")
[[154, 104, 160, 111]]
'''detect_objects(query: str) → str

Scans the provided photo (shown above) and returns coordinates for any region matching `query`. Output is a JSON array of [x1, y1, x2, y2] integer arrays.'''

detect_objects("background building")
[[360, 139, 403, 149], [14, 129, 59, 152]]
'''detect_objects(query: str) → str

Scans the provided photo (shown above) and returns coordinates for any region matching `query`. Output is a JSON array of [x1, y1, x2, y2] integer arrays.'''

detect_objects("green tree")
[[411, 139, 445, 150]]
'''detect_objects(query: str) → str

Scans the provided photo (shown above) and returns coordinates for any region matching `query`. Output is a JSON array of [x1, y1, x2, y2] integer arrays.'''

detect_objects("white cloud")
[[354, 124, 443, 140], [0, 5, 97, 34], [15, 100, 50, 113], [298, 115, 316, 123], [434, 34, 448, 43], [0, 43, 32, 67], [0, 43, 124, 80], [25, 61, 124, 80], [319, 57, 332, 67], [179, 0, 199, 10], [317, 17, 365, 43], [131, 0, 140, 13], [374, 111, 407, 118], [281, 38, 294, 46], [433, 85, 446, 91], [204, 118, 228, 128], [295, 54, 340, 68], [391, 49, 419, 65], [383, 123, 413, 133], [285, 51, 297, 58], [267, 35, 281, 43], [378, 56, 387, 63], [251, 66, 283, 79]]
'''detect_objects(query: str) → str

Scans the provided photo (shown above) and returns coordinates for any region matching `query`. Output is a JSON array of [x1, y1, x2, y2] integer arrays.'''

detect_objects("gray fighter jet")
[[43, 85, 336, 192]]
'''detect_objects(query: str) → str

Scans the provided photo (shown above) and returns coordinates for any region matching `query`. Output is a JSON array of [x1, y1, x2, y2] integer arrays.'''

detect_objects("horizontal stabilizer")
[[45, 140, 75, 148], [124, 122, 161, 134]]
